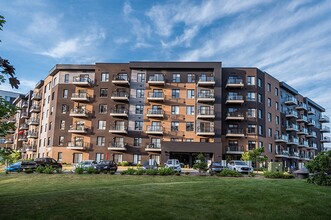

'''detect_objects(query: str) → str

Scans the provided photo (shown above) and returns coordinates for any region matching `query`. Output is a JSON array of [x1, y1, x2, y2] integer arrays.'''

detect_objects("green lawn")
[[0, 174, 330, 220]]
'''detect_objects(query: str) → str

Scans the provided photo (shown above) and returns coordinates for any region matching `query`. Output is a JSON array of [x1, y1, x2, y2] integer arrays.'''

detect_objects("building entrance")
[[169, 152, 213, 168]]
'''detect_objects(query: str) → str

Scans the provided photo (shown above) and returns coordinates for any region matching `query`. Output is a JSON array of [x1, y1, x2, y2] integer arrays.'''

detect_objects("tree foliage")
[[241, 147, 268, 172], [0, 148, 20, 165], [193, 153, 208, 174], [306, 151, 331, 186]]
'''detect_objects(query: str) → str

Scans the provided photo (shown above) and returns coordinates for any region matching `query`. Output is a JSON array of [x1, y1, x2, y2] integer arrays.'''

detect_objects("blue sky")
[[1, 0, 331, 114]]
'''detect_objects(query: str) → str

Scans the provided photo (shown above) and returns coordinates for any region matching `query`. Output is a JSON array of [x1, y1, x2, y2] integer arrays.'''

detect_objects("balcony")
[[196, 126, 215, 136], [111, 91, 129, 101], [226, 112, 244, 121], [29, 105, 41, 113], [21, 112, 29, 119], [287, 137, 299, 145], [147, 92, 164, 102], [321, 136, 331, 143], [108, 142, 127, 151], [275, 134, 288, 143], [197, 76, 215, 87], [298, 140, 309, 148], [296, 103, 307, 111], [306, 131, 317, 138], [226, 128, 244, 137], [285, 110, 298, 118], [112, 74, 130, 86], [284, 96, 298, 105], [307, 119, 316, 127], [286, 124, 299, 132], [320, 125, 330, 133], [197, 92, 215, 103], [275, 150, 289, 158], [69, 108, 89, 118], [146, 109, 164, 118], [22, 102, 28, 108], [289, 152, 300, 159], [148, 75, 165, 86], [226, 146, 244, 154], [67, 141, 89, 150], [226, 95, 244, 104], [145, 143, 162, 152], [72, 76, 93, 87], [4, 139, 14, 144], [109, 125, 128, 134], [7, 129, 15, 134], [307, 107, 316, 115], [31, 93, 42, 100], [26, 147, 37, 152], [296, 115, 308, 123], [8, 118, 16, 123], [18, 136, 28, 142], [19, 124, 29, 130], [146, 126, 164, 135], [225, 78, 244, 89], [319, 115, 330, 123], [68, 125, 88, 134], [197, 109, 215, 119], [71, 93, 90, 102], [27, 118, 39, 126], [297, 128, 308, 135], [300, 154, 312, 161], [109, 109, 128, 117], [27, 131, 38, 139], [308, 143, 317, 150]]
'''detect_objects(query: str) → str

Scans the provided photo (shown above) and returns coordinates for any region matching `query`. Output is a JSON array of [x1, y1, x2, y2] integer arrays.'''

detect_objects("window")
[[248, 141, 256, 150], [95, 153, 105, 163], [267, 83, 271, 92], [135, 104, 143, 114], [276, 116, 279, 125], [171, 106, 179, 115], [60, 120, 65, 130], [45, 124, 47, 132], [268, 113, 272, 122], [247, 76, 256, 85], [99, 104, 107, 113], [186, 106, 194, 115], [171, 121, 179, 131], [51, 106, 54, 115], [187, 73, 195, 83], [63, 89, 68, 98], [52, 92, 55, 100], [268, 98, 271, 107], [49, 122, 52, 130], [97, 136, 105, 146], [43, 138, 46, 146], [98, 121, 106, 130], [133, 155, 142, 165], [259, 141, 263, 148], [134, 138, 142, 147], [171, 138, 182, 142], [47, 137, 51, 146], [64, 74, 69, 83], [258, 109, 262, 119], [268, 128, 272, 137], [62, 104, 68, 113], [100, 88, 108, 97], [151, 155, 160, 164], [172, 89, 180, 98], [247, 125, 256, 134], [275, 88, 279, 96], [73, 153, 83, 163], [172, 73, 180, 82], [114, 154, 123, 163], [59, 136, 64, 146], [101, 72, 109, 82], [135, 121, 143, 130], [258, 93, 262, 103], [268, 144, 273, 153], [275, 102, 279, 110], [257, 78, 262, 87], [136, 89, 145, 98], [186, 122, 194, 131], [247, 109, 256, 117], [247, 92, 256, 101], [137, 73, 145, 82], [57, 152, 62, 162], [258, 125, 263, 135], [187, 90, 195, 99], [47, 95, 50, 104]]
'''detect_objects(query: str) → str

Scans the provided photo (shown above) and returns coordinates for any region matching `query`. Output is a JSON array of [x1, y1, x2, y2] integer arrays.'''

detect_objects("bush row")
[[263, 171, 294, 179], [74, 167, 116, 174], [120, 167, 179, 176]]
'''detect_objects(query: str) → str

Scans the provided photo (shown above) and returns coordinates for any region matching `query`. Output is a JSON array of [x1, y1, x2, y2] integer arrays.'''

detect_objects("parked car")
[[209, 162, 225, 174], [227, 160, 253, 173], [95, 160, 118, 172], [20, 158, 62, 172], [142, 159, 158, 170], [5, 162, 22, 172], [165, 159, 181, 172], [73, 160, 97, 171]]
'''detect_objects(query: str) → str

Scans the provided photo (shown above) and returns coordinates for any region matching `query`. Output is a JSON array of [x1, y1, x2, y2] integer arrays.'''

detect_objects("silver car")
[[227, 160, 253, 173], [73, 160, 97, 171], [165, 159, 181, 172]]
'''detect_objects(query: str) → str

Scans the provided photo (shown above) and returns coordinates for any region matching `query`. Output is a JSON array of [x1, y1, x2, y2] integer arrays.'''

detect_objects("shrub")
[[86, 167, 97, 174], [103, 170, 108, 174], [126, 168, 136, 175], [248, 172, 256, 177], [305, 151, 331, 186], [145, 169, 158, 175], [175, 172, 181, 176], [120, 170, 127, 175], [36, 166, 45, 173], [263, 171, 294, 179], [110, 171, 116, 175], [217, 169, 243, 177], [307, 172, 331, 186], [44, 165, 54, 174], [136, 169, 145, 175], [25, 169, 33, 174], [184, 172, 190, 175], [193, 153, 208, 174], [158, 167, 175, 175], [121, 161, 129, 166], [282, 172, 294, 179], [75, 167, 84, 174]]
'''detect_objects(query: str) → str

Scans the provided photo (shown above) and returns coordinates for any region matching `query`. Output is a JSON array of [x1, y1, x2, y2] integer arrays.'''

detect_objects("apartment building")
[[6, 62, 330, 169]]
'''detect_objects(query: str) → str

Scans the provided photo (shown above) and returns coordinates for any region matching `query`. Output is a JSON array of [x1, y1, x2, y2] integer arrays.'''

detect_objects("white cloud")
[[0, 78, 36, 94], [123, 1, 133, 16]]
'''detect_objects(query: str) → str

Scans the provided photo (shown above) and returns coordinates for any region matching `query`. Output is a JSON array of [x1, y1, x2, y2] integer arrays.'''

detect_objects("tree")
[[0, 148, 20, 166], [241, 147, 268, 173], [306, 151, 331, 186], [193, 153, 208, 174]]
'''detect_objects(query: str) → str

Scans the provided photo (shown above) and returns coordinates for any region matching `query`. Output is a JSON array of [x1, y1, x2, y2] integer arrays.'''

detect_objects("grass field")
[[0, 173, 330, 220]]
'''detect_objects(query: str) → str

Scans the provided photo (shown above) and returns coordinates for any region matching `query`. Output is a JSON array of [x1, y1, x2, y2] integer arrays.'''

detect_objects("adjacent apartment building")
[[4, 62, 330, 169]]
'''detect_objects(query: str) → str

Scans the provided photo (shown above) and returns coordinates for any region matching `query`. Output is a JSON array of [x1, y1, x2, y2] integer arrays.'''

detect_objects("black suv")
[[95, 160, 118, 172]]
